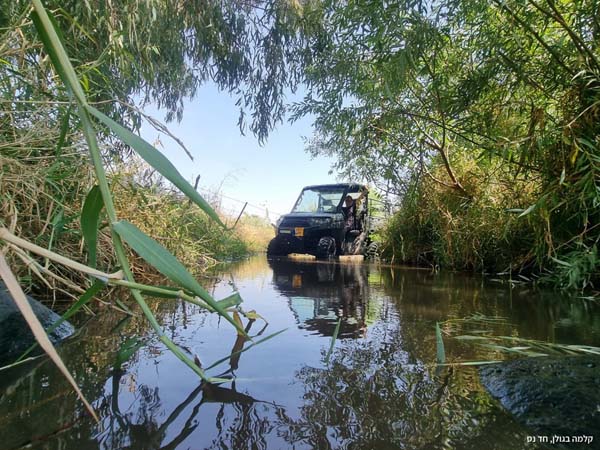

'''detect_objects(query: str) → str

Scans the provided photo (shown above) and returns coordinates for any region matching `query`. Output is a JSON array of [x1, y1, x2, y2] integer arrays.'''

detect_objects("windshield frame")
[[290, 187, 348, 213]]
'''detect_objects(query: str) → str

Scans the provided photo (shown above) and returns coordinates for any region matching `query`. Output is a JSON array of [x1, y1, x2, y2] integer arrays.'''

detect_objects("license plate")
[[295, 227, 304, 237], [292, 274, 302, 288]]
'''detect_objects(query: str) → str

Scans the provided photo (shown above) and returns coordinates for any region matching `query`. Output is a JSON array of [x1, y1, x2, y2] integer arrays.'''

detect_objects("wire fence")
[[196, 187, 285, 225]]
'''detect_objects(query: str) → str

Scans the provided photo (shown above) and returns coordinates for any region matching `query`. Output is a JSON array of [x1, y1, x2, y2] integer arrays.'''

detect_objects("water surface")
[[1, 256, 599, 449]]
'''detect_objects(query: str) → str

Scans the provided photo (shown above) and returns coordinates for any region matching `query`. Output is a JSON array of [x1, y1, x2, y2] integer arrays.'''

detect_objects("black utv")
[[267, 183, 377, 259]]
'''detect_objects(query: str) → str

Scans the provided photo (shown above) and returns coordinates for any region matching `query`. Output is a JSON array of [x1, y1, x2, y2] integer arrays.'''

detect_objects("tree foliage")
[[293, 0, 600, 288], [1, 0, 313, 140], [1, 0, 598, 289]]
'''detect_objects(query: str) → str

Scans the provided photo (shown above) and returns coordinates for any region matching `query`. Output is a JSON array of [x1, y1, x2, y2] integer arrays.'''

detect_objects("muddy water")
[[1, 256, 599, 450]]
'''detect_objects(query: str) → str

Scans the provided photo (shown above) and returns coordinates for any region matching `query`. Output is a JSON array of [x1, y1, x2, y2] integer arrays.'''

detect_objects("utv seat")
[[320, 199, 335, 212]]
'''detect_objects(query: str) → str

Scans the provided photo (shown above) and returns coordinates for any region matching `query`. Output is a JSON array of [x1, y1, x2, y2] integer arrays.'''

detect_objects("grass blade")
[[81, 185, 104, 268], [112, 220, 246, 336], [111, 220, 211, 296], [436, 322, 446, 364], [325, 317, 342, 364], [115, 337, 145, 368], [0, 252, 98, 421], [518, 203, 536, 218], [30, 4, 86, 103], [85, 106, 224, 227], [54, 105, 71, 156], [453, 335, 490, 340], [217, 293, 242, 309], [30, 0, 218, 382]]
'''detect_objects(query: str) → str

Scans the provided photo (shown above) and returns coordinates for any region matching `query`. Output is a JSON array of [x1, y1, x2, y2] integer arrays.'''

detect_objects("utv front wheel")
[[267, 237, 288, 257], [316, 236, 337, 259]]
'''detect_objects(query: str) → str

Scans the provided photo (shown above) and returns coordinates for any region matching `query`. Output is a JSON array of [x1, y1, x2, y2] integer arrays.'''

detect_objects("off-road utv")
[[267, 183, 378, 259]]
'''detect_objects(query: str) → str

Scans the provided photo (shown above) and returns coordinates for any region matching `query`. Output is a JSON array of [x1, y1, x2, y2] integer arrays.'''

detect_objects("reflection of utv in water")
[[267, 183, 377, 259], [268, 258, 371, 338]]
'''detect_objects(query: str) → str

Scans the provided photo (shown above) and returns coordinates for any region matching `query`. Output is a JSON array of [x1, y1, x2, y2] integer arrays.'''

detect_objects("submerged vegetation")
[[438, 313, 600, 366]]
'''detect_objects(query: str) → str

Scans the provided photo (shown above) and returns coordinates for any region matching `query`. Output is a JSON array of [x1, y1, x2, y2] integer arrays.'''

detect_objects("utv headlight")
[[310, 217, 332, 226]]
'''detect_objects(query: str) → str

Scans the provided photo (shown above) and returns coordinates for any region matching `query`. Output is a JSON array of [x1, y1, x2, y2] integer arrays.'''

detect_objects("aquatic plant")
[[325, 317, 342, 364], [438, 314, 600, 366]]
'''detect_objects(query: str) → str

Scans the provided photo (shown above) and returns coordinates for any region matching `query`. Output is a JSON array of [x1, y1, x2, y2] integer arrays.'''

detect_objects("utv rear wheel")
[[267, 237, 288, 257], [365, 241, 380, 259], [316, 236, 336, 259]]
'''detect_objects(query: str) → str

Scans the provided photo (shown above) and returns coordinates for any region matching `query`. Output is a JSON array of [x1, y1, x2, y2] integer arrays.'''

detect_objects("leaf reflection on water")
[[101, 316, 283, 450]]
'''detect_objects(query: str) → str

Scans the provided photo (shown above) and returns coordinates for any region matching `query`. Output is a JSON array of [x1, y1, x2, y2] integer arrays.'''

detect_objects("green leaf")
[[112, 220, 246, 335], [30, 10, 70, 95], [30, 5, 86, 103], [576, 137, 596, 150], [50, 208, 66, 244], [139, 285, 181, 298], [218, 293, 242, 309], [454, 335, 490, 340], [115, 337, 145, 367], [52, 279, 104, 331], [207, 377, 233, 384], [81, 185, 104, 268], [55, 106, 72, 157], [204, 328, 288, 371], [435, 322, 446, 364], [242, 309, 266, 322], [112, 220, 209, 296], [86, 106, 224, 227], [551, 256, 572, 267], [518, 203, 536, 217]]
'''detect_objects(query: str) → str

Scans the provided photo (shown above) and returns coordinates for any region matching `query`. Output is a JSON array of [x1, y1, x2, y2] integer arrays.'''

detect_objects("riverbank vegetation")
[[294, 0, 599, 293], [1, 0, 599, 424], [1, 0, 598, 312], [2, 148, 266, 299], [1, 0, 598, 304], [1, 0, 288, 298], [0, 0, 293, 410]]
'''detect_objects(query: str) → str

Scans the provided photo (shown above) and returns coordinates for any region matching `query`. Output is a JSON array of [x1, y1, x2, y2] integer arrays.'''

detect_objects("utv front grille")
[[280, 219, 310, 228]]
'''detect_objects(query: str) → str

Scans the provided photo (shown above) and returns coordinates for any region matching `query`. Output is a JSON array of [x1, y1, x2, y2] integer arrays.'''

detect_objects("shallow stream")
[[1, 256, 599, 449]]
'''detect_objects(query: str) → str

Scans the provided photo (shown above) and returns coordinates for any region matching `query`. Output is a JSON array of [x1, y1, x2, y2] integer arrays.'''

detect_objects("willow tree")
[[1, 0, 316, 141]]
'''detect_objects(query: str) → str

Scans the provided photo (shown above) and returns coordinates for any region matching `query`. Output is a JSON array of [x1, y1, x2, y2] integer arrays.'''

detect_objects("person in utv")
[[341, 191, 365, 232]]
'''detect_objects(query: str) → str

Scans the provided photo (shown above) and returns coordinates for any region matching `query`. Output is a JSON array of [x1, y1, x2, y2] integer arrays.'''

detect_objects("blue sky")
[[139, 83, 339, 221]]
